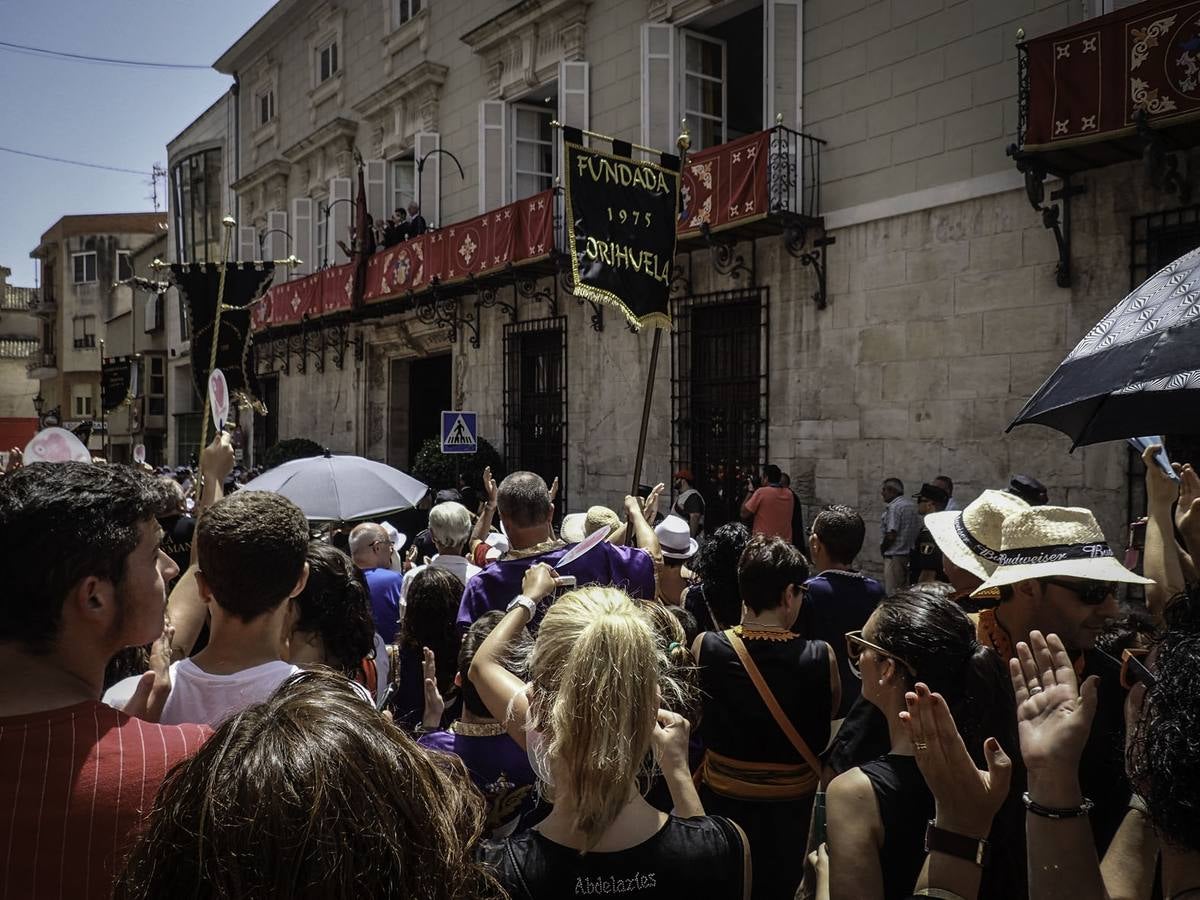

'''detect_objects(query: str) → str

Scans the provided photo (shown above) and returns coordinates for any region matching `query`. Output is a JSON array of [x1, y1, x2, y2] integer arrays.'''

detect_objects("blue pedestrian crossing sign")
[[441, 410, 478, 454]]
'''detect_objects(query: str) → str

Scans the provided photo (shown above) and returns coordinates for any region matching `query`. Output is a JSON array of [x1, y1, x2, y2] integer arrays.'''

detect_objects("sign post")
[[559, 121, 688, 504]]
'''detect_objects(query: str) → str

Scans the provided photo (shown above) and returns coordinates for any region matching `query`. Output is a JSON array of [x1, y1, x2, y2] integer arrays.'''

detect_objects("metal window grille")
[[671, 286, 769, 530], [504, 316, 568, 519]]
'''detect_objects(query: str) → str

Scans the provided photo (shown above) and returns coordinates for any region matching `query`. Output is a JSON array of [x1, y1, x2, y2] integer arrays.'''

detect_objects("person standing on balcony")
[[408, 202, 427, 236]]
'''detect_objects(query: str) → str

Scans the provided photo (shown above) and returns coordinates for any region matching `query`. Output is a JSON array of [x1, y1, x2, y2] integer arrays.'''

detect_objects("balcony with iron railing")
[[1008, 0, 1200, 285], [250, 122, 827, 355]]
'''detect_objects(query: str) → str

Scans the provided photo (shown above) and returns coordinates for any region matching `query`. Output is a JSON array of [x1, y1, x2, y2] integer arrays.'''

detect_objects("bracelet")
[[923, 821, 990, 866], [505, 594, 537, 620], [1022, 791, 1095, 819]]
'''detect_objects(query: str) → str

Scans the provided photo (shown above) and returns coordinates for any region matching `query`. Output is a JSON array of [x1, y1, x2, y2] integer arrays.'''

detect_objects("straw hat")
[[561, 506, 621, 543], [655, 515, 699, 560], [971, 505, 1153, 596], [924, 489, 1029, 582], [560, 512, 587, 543]]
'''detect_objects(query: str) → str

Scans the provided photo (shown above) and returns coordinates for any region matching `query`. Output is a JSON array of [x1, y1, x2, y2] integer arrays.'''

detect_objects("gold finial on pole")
[[150, 257, 168, 270], [1016, 27, 1025, 42], [677, 118, 691, 154], [222, 215, 237, 228], [283, 255, 302, 268], [776, 112, 784, 126]]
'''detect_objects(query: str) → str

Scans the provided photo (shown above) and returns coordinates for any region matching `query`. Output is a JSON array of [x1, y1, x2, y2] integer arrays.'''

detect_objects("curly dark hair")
[[688, 522, 749, 630], [0, 462, 171, 653], [397, 566, 464, 695], [113, 669, 503, 899], [1128, 587, 1200, 852], [293, 542, 376, 678]]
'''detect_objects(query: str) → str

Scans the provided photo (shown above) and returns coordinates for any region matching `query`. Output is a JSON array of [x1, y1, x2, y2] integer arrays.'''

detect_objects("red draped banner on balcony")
[[363, 189, 555, 305], [1025, 0, 1200, 149], [254, 264, 354, 332], [677, 129, 771, 238]]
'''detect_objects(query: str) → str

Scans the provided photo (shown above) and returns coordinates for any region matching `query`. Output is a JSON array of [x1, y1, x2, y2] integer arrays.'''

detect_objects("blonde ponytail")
[[528, 588, 667, 850]]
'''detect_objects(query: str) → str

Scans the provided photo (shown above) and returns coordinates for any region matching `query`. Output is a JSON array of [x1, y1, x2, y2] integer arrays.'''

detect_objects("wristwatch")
[[506, 594, 537, 619], [924, 821, 990, 866]]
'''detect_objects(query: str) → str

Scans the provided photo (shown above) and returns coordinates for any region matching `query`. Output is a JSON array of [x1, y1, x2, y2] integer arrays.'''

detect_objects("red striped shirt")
[[0, 700, 210, 900]]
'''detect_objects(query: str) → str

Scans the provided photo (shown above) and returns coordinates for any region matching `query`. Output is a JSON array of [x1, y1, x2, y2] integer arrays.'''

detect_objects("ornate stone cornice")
[[282, 117, 358, 167], [352, 61, 448, 157], [461, 0, 590, 100]]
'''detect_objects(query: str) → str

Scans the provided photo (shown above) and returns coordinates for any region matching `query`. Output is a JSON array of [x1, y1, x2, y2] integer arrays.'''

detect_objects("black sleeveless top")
[[478, 815, 746, 899], [698, 630, 832, 763], [859, 754, 934, 900]]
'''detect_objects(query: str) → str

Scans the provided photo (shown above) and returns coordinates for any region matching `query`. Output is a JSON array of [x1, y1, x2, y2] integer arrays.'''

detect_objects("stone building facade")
[[183, 0, 1185, 568]]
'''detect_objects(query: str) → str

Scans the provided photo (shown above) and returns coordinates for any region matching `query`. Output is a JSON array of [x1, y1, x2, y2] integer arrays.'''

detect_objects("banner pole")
[[196, 216, 237, 477], [629, 326, 662, 497]]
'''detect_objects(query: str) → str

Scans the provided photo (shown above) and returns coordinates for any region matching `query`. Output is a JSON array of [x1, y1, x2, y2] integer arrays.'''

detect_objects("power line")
[[0, 145, 150, 176], [0, 40, 210, 70]]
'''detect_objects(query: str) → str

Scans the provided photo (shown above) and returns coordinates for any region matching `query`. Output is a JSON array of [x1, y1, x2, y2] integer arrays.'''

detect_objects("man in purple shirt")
[[350, 522, 404, 641], [457, 471, 659, 628]]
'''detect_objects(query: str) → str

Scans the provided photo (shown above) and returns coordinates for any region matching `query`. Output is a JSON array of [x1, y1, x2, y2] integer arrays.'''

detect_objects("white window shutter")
[[366, 159, 387, 225], [415, 132, 440, 227], [266, 209, 288, 263], [641, 24, 675, 153], [765, 0, 803, 130], [559, 61, 590, 133], [479, 100, 507, 212], [329, 177, 353, 264], [238, 226, 258, 263], [291, 197, 314, 277]]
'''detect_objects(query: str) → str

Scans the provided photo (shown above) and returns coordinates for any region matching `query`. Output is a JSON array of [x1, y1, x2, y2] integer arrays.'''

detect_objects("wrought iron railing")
[[768, 125, 824, 221]]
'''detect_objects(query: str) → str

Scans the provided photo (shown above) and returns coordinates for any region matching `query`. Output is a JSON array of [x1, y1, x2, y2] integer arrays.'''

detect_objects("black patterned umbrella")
[[1008, 247, 1200, 448]]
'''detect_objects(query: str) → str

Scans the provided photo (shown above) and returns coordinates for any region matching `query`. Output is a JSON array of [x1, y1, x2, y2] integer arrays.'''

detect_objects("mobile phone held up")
[[1127, 436, 1180, 482]]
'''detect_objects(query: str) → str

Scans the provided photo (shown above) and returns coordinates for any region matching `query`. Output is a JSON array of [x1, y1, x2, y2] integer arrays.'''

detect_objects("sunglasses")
[[1095, 646, 1157, 690], [844, 630, 918, 680], [1041, 577, 1118, 606]]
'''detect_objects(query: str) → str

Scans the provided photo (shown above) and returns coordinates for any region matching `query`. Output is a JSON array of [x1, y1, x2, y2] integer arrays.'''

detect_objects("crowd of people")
[[3, 431, 1200, 900]]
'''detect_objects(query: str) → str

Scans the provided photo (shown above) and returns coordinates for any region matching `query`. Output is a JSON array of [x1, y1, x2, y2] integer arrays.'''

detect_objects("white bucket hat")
[[971, 505, 1153, 596], [655, 514, 699, 560], [924, 489, 1029, 582]]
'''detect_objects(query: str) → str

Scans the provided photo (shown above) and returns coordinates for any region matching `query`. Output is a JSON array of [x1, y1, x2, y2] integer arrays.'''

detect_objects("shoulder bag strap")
[[725, 629, 823, 776]]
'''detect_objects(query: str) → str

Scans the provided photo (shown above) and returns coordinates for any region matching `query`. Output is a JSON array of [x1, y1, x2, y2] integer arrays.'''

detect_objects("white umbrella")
[[241, 450, 428, 522]]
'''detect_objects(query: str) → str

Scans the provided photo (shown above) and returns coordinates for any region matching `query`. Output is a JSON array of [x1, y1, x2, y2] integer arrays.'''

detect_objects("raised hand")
[[421, 646, 445, 729], [900, 682, 1011, 838], [650, 708, 691, 772], [1010, 630, 1098, 777], [521, 562, 559, 602], [548, 475, 559, 502], [1143, 443, 1179, 510], [1177, 464, 1200, 544], [643, 482, 665, 521], [482, 465, 498, 507]]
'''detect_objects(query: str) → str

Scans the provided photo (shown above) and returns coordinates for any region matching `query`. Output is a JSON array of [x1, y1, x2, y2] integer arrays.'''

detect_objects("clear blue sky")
[[0, 0, 276, 285]]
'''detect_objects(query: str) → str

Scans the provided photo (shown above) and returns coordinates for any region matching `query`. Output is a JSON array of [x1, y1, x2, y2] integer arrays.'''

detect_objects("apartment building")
[[191, 0, 1193, 552], [0, 266, 40, 456], [28, 213, 166, 456], [103, 230, 170, 465]]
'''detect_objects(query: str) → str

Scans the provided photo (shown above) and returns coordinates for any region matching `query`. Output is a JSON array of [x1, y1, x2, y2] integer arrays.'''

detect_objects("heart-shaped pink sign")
[[208, 369, 230, 431]]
